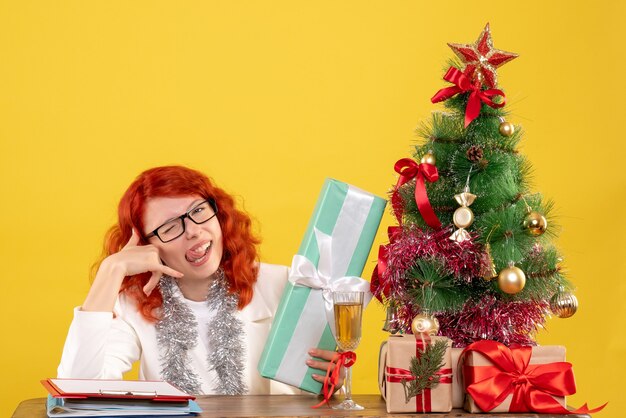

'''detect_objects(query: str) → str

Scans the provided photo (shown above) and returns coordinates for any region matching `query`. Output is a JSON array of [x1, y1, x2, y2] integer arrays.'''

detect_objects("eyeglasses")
[[144, 199, 218, 243]]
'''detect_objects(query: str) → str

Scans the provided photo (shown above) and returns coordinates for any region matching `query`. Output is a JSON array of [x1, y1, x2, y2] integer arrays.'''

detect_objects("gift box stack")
[[378, 335, 605, 414], [372, 23, 605, 415]]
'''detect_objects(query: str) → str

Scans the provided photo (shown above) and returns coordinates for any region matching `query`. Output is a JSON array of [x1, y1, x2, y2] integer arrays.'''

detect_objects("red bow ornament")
[[461, 340, 606, 414], [370, 226, 401, 302], [391, 158, 441, 229], [431, 67, 506, 128]]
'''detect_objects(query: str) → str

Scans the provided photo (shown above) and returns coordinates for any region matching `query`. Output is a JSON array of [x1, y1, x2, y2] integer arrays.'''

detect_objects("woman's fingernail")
[[312, 374, 319, 379], [306, 359, 313, 366], [308, 349, 316, 355]]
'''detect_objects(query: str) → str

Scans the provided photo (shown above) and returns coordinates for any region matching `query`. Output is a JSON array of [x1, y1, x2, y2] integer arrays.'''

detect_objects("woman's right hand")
[[81, 229, 183, 312]]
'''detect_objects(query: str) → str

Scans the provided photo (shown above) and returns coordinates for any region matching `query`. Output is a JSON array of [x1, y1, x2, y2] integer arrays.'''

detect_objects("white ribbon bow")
[[289, 227, 372, 337]]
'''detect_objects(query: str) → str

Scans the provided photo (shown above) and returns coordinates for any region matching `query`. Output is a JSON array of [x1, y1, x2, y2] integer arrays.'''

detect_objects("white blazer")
[[58, 263, 299, 395]]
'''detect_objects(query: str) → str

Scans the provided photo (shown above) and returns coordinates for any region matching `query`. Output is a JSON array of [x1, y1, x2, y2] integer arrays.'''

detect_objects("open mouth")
[[185, 241, 212, 265]]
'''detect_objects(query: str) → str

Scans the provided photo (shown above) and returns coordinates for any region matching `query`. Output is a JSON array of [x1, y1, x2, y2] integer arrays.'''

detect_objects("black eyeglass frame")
[[144, 198, 218, 243]]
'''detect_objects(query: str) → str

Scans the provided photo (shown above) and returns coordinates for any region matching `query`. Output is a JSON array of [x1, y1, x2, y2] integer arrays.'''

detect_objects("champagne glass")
[[332, 291, 365, 410]]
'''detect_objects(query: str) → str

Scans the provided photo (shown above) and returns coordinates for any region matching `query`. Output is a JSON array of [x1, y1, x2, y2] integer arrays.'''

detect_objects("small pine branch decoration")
[[401, 339, 448, 403], [405, 258, 468, 312]]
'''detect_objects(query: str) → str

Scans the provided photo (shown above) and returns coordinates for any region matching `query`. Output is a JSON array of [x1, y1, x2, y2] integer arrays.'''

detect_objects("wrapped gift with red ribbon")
[[461, 340, 606, 414], [450, 347, 465, 409], [378, 334, 453, 413]]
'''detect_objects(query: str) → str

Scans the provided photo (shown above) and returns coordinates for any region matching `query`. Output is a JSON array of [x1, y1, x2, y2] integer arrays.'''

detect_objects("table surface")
[[12, 394, 591, 418]]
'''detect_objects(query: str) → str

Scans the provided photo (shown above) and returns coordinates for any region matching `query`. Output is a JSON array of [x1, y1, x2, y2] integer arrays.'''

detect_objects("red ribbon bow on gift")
[[312, 351, 356, 409], [431, 67, 506, 128], [391, 158, 441, 230], [461, 340, 606, 414]]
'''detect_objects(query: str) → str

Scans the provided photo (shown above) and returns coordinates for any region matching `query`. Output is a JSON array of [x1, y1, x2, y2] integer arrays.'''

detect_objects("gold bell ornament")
[[411, 312, 440, 336], [420, 150, 436, 165], [497, 263, 526, 294], [382, 305, 400, 334], [523, 210, 548, 236], [450, 185, 477, 242], [498, 116, 515, 137], [550, 286, 578, 318]]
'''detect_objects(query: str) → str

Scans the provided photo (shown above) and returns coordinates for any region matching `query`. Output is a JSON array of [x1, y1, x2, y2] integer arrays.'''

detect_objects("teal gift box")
[[258, 178, 386, 393]]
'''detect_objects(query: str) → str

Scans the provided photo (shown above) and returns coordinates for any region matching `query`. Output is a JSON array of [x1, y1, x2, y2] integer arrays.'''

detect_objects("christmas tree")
[[372, 24, 578, 347]]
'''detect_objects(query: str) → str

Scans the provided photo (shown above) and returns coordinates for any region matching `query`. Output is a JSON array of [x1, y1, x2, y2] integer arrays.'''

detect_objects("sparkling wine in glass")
[[332, 291, 365, 410]]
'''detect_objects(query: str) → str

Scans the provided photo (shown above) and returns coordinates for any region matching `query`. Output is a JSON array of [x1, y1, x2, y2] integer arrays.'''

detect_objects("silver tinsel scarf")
[[156, 269, 247, 395]]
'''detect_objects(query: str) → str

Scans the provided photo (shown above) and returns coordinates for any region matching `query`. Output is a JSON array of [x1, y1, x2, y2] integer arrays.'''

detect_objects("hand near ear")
[[82, 228, 183, 312]]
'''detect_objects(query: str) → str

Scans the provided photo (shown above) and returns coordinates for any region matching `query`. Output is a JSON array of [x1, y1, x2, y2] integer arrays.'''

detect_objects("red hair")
[[94, 165, 260, 321]]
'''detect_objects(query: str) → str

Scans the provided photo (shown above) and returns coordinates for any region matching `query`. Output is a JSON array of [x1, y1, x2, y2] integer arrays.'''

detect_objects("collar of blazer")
[[238, 284, 273, 323]]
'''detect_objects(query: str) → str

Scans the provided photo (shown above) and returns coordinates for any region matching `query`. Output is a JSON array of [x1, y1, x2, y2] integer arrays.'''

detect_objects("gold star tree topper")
[[447, 23, 518, 88]]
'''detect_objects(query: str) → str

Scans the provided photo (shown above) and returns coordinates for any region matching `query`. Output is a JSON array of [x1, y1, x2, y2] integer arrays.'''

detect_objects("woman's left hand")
[[306, 348, 345, 391]]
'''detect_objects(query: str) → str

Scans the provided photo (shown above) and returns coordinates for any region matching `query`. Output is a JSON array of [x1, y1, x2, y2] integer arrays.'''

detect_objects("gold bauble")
[[411, 313, 440, 336], [523, 211, 548, 236], [497, 265, 526, 294], [420, 151, 436, 165], [550, 288, 578, 318], [499, 121, 515, 137], [453, 206, 474, 229]]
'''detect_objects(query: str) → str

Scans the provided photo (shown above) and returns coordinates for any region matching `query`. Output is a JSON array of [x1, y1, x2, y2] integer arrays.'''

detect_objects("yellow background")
[[1, 1, 624, 416]]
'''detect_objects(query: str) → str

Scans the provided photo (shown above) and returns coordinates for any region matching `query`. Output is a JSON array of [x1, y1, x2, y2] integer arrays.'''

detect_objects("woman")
[[58, 165, 340, 395]]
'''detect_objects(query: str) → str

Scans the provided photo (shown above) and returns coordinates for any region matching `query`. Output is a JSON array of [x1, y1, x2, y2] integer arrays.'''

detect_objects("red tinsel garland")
[[436, 297, 549, 347], [376, 225, 550, 347], [380, 225, 485, 297], [394, 295, 549, 348]]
